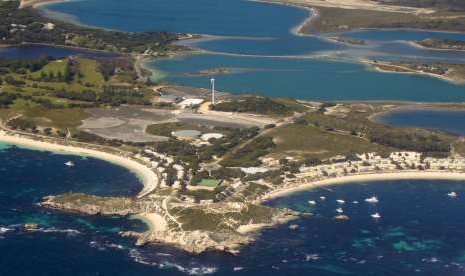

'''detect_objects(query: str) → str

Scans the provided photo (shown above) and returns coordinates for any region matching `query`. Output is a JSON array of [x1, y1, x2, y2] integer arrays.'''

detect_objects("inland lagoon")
[[41, 0, 465, 102], [375, 107, 465, 136]]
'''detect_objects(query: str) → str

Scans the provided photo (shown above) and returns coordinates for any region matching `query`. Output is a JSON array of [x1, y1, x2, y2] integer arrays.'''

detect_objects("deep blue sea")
[[376, 108, 465, 136]]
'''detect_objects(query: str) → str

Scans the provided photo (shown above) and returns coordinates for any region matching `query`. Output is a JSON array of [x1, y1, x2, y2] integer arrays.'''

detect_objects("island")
[[414, 38, 465, 51], [327, 36, 366, 46], [2, 0, 465, 257], [367, 60, 465, 84], [183, 67, 235, 77]]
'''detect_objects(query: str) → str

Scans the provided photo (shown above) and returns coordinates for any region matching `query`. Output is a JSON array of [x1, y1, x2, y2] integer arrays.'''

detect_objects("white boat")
[[371, 213, 381, 219], [365, 196, 379, 204], [336, 208, 344, 213], [352, 201, 359, 204], [319, 196, 326, 201], [65, 161, 75, 167], [336, 199, 346, 204], [308, 200, 316, 205], [447, 192, 458, 198], [334, 215, 350, 221]]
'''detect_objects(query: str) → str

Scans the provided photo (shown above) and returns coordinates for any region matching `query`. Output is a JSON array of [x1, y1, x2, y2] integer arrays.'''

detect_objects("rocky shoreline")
[[40, 192, 300, 255]]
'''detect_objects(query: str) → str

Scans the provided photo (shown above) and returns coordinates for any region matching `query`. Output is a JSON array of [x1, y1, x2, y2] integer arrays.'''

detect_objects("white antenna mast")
[[210, 77, 215, 105]]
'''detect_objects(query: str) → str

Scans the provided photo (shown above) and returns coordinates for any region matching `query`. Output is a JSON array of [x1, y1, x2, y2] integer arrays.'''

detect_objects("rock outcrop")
[[40, 192, 301, 254]]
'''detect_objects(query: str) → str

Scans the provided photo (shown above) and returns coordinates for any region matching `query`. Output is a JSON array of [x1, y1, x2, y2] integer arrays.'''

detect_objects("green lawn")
[[31, 59, 67, 79], [8, 58, 105, 97], [198, 179, 223, 188], [77, 58, 105, 85]]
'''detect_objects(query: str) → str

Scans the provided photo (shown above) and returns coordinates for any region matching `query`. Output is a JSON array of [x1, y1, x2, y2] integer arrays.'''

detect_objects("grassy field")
[[0, 104, 88, 129], [267, 123, 389, 160], [6, 57, 105, 96], [76, 58, 105, 86], [0, 56, 152, 131]]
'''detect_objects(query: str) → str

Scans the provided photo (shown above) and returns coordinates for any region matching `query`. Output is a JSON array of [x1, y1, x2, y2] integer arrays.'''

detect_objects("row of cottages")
[[139, 149, 187, 188], [299, 152, 427, 178], [389, 152, 422, 167], [424, 156, 465, 171], [299, 151, 465, 180]]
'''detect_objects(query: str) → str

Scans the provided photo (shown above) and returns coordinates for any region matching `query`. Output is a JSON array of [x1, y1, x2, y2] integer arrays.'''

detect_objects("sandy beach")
[[0, 131, 157, 197], [263, 171, 465, 201], [132, 213, 168, 232], [20, 0, 66, 9]]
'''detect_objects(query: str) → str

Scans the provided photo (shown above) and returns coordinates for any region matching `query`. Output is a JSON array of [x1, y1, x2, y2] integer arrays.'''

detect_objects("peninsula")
[[367, 60, 465, 84], [264, 0, 465, 34]]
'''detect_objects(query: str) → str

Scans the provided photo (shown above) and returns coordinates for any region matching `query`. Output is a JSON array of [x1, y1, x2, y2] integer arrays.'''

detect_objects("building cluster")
[[297, 151, 465, 181], [136, 148, 188, 189], [8, 23, 26, 34]]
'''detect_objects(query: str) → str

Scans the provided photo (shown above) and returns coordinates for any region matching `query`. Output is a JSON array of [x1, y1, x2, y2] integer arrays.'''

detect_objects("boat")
[[371, 213, 381, 219], [336, 208, 344, 213], [447, 192, 458, 198], [334, 215, 350, 221], [65, 161, 75, 167], [365, 196, 379, 204], [289, 224, 299, 230], [352, 201, 359, 204], [319, 196, 326, 201], [23, 223, 39, 232], [336, 199, 345, 204], [308, 200, 316, 205]]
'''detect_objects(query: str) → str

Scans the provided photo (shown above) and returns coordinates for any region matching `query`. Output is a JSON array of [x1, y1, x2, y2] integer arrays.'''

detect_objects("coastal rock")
[[40, 193, 301, 254], [124, 230, 253, 255], [41, 194, 144, 216]]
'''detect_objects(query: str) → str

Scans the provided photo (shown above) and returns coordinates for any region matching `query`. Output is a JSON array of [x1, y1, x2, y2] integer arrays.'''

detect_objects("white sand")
[[133, 213, 168, 232], [263, 171, 465, 200], [0, 131, 157, 197], [237, 223, 271, 234]]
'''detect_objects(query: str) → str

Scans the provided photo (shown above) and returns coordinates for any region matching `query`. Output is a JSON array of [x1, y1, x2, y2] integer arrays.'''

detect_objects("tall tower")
[[210, 77, 215, 105]]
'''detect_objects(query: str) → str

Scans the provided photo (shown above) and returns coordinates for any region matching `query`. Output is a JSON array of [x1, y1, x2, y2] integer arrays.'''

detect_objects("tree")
[[48, 71, 55, 81]]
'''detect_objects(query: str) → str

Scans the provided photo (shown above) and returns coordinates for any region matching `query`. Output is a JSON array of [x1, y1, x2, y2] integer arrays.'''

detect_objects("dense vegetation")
[[304, 109, 453, 156], [416, 38, 465, 51], [0, 56, 153, 109], [0, 1, 178, 53], [220, 136, 276, 167], [211, 96, 294, 117]]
